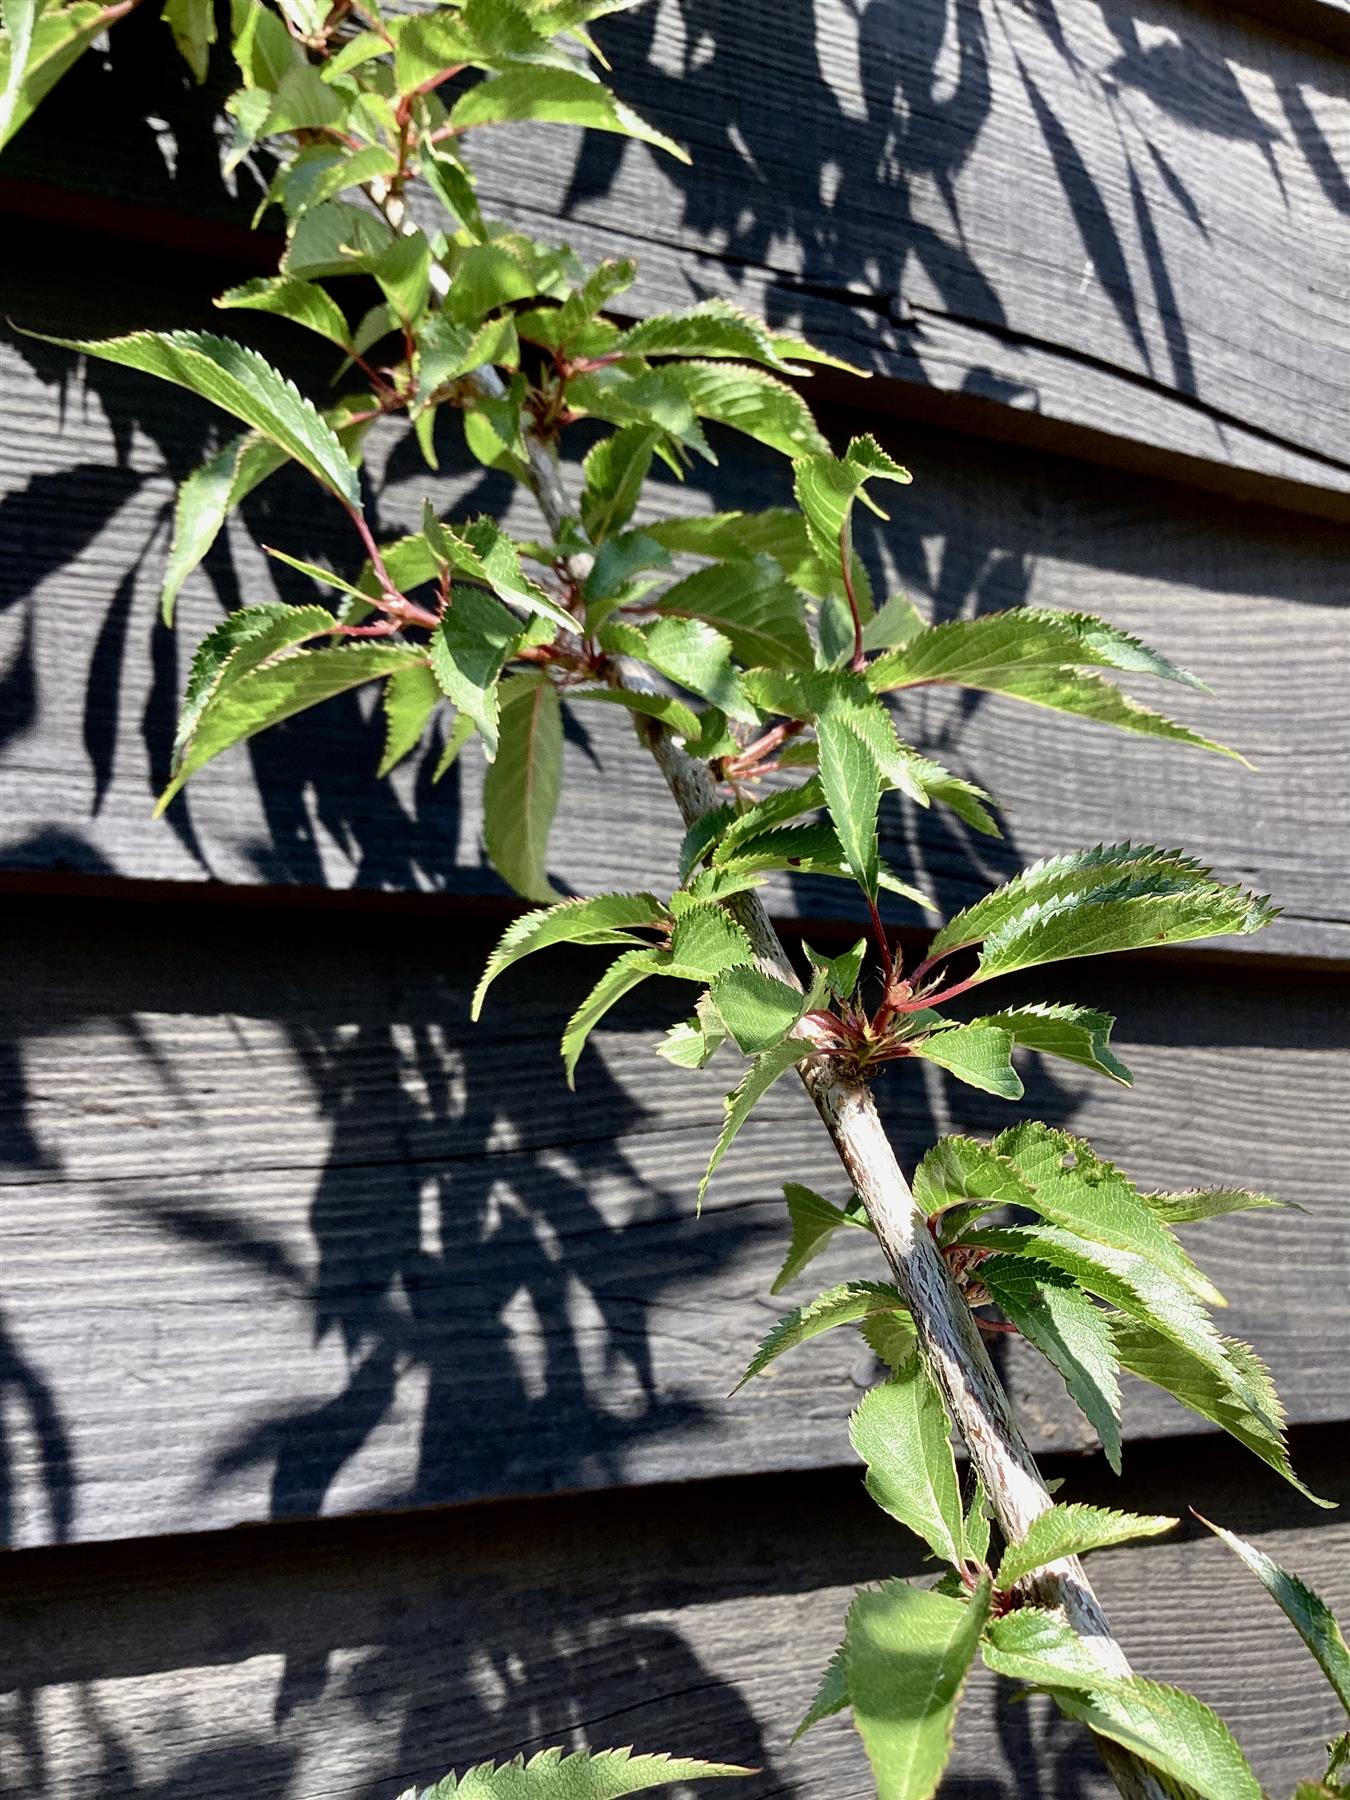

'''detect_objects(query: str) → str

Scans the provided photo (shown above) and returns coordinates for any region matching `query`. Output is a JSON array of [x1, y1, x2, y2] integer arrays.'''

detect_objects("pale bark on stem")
[[466, 367, 1166, 1800]]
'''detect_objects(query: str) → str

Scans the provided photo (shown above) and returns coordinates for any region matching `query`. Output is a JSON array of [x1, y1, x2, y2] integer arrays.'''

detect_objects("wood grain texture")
[[4, 0, 1348, 501], [3, 1437, 1347, 1799], [2, 896, 1344, 1548], [2, 279, 1345, 958]]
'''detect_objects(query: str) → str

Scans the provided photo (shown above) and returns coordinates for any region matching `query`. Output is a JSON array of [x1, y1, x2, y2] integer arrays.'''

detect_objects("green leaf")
[[860, 1309, 922, 1373], [430, 587, 521, 757], [0, 0, 107, 151], [869, 607, 1205, 692], [1049, 1678, 1262, 1800], [996, 1503, 1176, 1589], [449, 64, 689, 160], [395, 1744, 751, 1799], [845, 1578, 991, 1800], [215, 276, 351, 348], [772, 1182, 871, 1293], [861, 594, 926, 653], [698, 1036, 810, 1209], [161, 433, 287, 623], [562, 948, 664, 1085], [981, 1606, 1128, 1690], [911, 1135, 1029, 1230], [161, 643, 419, 810], [710, 965, 804, 1054], [162, 0, 216, 81], [910, 1024, 1022, 1100], [432, 710, 477, 783], [803, 937, 868, 1002], [1197, 1517, 1350, 1714], [794, 437, 912, 575], [614, 300, 836, 374], [29, 329, 361, 507], [659, 361, 829, 458], [792, 1639, 850, 1740], [977, 1256, 1122, 1473], [566, 686, 703, 745], [969, 1002, 1131, 1085], [735, 1282, 906, 1390], [993, 1121, 1220, 1305], [473, 892, 667, 1018], [603, 617, 755, 722], [656, 993, 728, 1070], [427, 514, 573, 632], [483, 676, 564, 901], [655, 557, 812, 670], [1111, 1319, 1333, 1505], [581, 426, 657, 541], [815, 698, 882, 898], [171, 601, 335, 768], [851, 1357, 965, 1566], [379, 663, 443, 777], [962, 1224, 1255, 1414], [666, 903, 753, 980], [1142, 1187, 1291, 1225]]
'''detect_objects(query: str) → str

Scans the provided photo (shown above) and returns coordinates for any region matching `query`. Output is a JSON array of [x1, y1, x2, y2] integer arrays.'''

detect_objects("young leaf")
[[473, 893, 668, 1018], [448, 64, 689, 160], [792, 1639, 850, 1740], [698, 1037, 811, 1209], [968, 1002, 1131, 1085], [845, 1578, 991, 1800], [977, 1255, 1123, 1473], [861, 594, 926, 652], [996, 1503, 1177, 1589], [911, 1135, 1031, 1229], [803, 937, 868, 1003], [794, 436, 912, 573], [909, 1024, 1023, 1099], [483, 675, 564, 901], [379, 663, 443, 777], [771, 1182, 871, 1293], [993, 1122, 1221, 1306], [161, 434, 287, 622], [1196, 1517, 1350, 1714], [734, 1282, 906, 1390], [394, 1744, 751, 1799], [655, 557, 812, 670], [710, 965, 804, 1054], [815, 699, 882, 898], [428, 514, 574, 632], [1111, 1319, 1332, 1505], [161, 644, 420, 810], [562, 949, 665, 1086], [850, 1357, 966, 1567], [28, 330, 362, 507], [1048, 1678, 1262, 1800], [430, 587, 521, 757]]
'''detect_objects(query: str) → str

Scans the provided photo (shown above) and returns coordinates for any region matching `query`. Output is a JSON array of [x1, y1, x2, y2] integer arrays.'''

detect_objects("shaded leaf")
[[711, 965, 804, 1054], [161, 433, 287, 623], [656, 556, 812, 670], [792, 1639, 850, 1741], [430, 587, 521, 756], [379, 663, 443, 777], [483, 676, 564, 900], [562, 949, 664, 1085], [698, 1037, 811, 1209]]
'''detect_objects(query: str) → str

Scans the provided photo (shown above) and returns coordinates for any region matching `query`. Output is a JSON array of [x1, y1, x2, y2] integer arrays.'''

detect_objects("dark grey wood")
[[3, 895, 1344, 1547], [3, 1437, 1347, 1799], [4, 0, 1347, 502], [2, 295, 1346, 959]]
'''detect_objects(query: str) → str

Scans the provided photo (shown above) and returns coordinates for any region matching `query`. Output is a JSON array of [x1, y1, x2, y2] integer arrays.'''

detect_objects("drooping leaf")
[[735, 1282, 906, 1390], [794, 436, 912, 575], [580, 426, 657, 541], [698, 1036, 811, 1210], [394, 1744, 751, 1799], [472, 892, 668, 1017], [430, 587, 521, 757], [845, 1578, 991, 1800], [483, 675, 565, 901], [659, 360, 829, 458], [771, 1182, 872, 1292], [379, 663, 443, 777], [977, 1255, 1122, 1472], [162, 0, 216, 81], [161, 643, 420, 810], [1142, 1187, 1292, 1225], [161, 433, 287, 623], [427, 513, 575, 632], [172, 601, 335, 769], [850, 1357, 965, 1567], [1110, 1319, 1332, 1506], [215, 275, 351, 348], [909, 1023, 1023, 1100], [968, 1002, 1131, 1085], [29, 329, 362, 506], [449, 63, 689, 160], [792, 1638, 850, 1740], [613, 300, 837, 374], [1048, 1678, 1262, 1800], [996, 1503, 1177, 1589], [566, 686, 704, 745], [655, 557, 812, 670], [992, 1122, 1221, 1306], [561, 948, 665, 1086], [432, 709, 478, 783], [1196, 1517, 1350, 1714]]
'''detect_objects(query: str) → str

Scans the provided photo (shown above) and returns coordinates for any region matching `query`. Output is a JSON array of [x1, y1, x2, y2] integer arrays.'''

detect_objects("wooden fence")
[[1, 1, 1347, 1794]]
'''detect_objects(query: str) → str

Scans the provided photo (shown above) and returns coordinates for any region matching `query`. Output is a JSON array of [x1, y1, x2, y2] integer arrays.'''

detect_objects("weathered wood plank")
[[1, 299, 1345, 957], [4, 0, 1348, 499], [3, 1438, 1347, 1798], [3, 896, 1344, 1547]]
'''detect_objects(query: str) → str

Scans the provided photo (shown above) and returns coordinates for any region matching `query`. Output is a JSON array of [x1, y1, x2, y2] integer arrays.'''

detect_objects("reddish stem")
[[867, 893, 895, 990], [841, 531, 866, 673]]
